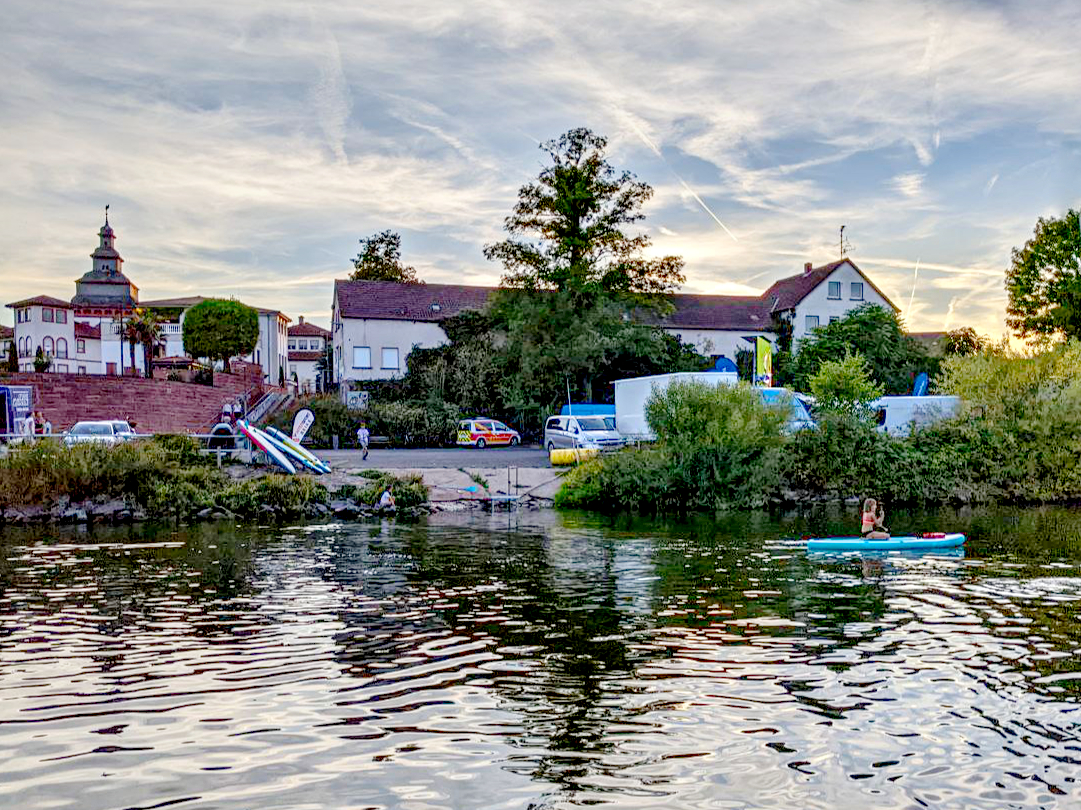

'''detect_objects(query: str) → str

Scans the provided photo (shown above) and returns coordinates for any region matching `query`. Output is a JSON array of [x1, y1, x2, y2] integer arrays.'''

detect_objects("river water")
[[1, 507, 1079, 810]]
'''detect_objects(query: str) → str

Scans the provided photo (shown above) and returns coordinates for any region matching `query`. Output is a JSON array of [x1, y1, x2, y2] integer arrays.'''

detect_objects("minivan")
[[544, 415, 624, 451], [871, 395, 960, 436]]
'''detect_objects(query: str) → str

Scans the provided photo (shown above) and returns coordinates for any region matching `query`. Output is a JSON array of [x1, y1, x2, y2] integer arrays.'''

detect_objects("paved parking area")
[[316, 446, 551, 469]]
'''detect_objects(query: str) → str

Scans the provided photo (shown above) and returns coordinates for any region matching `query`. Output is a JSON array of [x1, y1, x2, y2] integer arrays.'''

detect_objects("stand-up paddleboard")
[[236, 419, 296, 474], [261, 427, 326, 474], [265, 426, 331, 474], [807, 533, 965, 552]]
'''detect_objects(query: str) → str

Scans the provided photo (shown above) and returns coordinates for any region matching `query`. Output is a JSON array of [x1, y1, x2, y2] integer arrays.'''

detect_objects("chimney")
[[804, 262, 813, 275], [299, 315, 305, 324]]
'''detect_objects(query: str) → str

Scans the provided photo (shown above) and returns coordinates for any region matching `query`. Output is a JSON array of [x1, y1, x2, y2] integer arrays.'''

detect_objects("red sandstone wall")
[[3, 368, 265, 434]]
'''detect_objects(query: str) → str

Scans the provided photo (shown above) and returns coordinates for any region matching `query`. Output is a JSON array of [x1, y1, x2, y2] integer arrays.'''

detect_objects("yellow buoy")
[[549, 447, 599, 466]]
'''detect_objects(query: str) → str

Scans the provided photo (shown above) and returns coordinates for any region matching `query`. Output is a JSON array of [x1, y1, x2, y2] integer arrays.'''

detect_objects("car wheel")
[[510, 436, 520, 446], [476, 438, 487, 449], [546, 441, 555, 452]]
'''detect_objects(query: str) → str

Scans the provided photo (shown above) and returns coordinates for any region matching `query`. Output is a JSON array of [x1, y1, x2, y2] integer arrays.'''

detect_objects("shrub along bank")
[[0, 436, 428, 525], [271, 396, 461, 448], [557, 342, 1081, 513]]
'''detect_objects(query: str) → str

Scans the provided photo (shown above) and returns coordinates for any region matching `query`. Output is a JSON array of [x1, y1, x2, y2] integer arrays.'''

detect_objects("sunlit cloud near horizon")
[[1, 0, 1079, 338]]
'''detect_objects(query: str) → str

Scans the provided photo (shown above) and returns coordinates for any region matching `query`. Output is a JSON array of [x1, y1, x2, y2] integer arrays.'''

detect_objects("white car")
[[64, 421, 125, 446], [109, 420, 137, 441]]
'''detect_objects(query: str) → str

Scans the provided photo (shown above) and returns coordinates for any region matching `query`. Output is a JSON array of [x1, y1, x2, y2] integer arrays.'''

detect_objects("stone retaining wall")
[[3, 365, 265, 433]]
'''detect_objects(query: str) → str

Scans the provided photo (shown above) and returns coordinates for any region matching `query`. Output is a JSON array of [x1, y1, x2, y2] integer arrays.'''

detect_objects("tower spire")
[[104, 204, 110, 225]]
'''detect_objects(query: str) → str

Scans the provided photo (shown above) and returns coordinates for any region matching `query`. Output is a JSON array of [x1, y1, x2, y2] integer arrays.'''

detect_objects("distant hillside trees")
[[1006, 208, 1081, 343], [182, 299, 259, 373]]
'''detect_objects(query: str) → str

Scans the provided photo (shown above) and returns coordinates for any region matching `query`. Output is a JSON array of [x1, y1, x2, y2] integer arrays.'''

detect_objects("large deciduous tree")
[[350, 231, 422, 284], [1006, 209, 1081, 342], [182, 299, 259, 373], [788, 304, 933, 395], [483, 127, 684, 307]]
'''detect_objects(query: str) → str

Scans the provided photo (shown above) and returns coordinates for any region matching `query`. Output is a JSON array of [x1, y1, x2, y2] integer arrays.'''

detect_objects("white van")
[[543, 415, 625, 451], [871, 396, 960, 435]]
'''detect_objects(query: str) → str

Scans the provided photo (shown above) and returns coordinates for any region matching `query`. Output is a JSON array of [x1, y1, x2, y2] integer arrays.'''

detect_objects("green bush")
[[363, 400, 461, 448], [270, 396, 358, 449], [214, 475, 328, 518], [345, 472, 428, 508], [555, 447, 676, 512]]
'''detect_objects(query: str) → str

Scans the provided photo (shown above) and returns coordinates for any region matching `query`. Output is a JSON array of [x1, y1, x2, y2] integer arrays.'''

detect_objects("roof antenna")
[[839, 225, 851, 258]]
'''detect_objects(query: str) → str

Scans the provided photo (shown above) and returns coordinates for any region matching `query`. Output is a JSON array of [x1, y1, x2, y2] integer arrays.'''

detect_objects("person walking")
[[356, 423, 370, 460]]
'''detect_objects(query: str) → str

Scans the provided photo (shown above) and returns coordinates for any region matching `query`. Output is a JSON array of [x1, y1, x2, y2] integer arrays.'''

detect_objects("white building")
[[331, 260, 898, 385], [6, 215, 291, 384], [287, 317, 332, 393]]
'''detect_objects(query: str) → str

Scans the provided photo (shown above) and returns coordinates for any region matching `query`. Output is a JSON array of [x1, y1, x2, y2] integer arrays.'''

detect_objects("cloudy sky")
[[2, 0, 1079, 335]]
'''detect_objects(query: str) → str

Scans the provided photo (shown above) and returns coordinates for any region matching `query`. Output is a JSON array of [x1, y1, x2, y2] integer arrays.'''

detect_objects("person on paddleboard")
[[861, 498, 890, 539]]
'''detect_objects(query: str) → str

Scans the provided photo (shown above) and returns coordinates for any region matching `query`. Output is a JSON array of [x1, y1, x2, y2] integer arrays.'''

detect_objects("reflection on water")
[[1, 507, 1079, 809]]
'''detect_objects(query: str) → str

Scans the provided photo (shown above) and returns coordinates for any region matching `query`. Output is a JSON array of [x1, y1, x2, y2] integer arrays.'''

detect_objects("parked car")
[[109, 420, 137, 441], [456, 419, 521, 448], [544, 414, 625, 452], [64, 421, 124, 446], [871, 395, 960, 435]]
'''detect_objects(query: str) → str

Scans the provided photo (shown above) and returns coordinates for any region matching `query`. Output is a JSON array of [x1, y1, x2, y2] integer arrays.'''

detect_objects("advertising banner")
[[291, 408, 315, 443], [754, 337, 773, 387]]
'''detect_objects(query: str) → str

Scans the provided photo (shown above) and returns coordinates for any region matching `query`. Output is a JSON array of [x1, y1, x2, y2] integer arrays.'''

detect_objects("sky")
[[1, 0, 1079, 336]]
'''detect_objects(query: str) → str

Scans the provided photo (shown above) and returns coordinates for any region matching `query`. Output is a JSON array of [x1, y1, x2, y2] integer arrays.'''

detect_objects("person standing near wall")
[[356, 423, 370, 460]]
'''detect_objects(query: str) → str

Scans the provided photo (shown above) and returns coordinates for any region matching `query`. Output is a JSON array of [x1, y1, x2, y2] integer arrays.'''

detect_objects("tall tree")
[[941, 327, 988, 356], [788, 304, 933, 395], [350, 231, 422, 283], [182, 299, 259, 373], [1006, 208, 1081, 342], [483, 127, 684, 307], [125, 309, 163, 378], [4, 340, 17, 373]]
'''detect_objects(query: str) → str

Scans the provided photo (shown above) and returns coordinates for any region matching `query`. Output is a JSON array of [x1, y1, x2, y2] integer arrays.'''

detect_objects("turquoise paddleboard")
[[806, 533, 965, 551]]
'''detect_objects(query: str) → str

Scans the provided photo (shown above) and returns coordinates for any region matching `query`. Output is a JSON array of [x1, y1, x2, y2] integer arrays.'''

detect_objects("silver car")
[[64, 421, 123, 447], [543, 415, 625, 452]]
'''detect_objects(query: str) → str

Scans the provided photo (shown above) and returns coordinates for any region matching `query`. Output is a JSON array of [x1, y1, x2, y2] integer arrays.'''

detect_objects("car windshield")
[[72, 423, 113, 436], [576, 417, 609, 431], [111, 422, 132, 433]]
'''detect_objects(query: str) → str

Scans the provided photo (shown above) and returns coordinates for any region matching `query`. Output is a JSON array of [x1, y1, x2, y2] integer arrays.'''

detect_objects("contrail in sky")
[[624, 117, 738, 242], [906, 258, 920, 316]]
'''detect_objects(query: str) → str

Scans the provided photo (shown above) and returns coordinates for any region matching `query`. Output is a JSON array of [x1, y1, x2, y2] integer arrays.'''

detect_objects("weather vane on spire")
[[105, 204, 110, 225]]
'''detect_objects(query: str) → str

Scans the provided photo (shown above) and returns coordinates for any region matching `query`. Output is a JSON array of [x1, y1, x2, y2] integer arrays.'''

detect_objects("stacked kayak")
[[235, 420, 331, 475], [807, 533, 965, 552]]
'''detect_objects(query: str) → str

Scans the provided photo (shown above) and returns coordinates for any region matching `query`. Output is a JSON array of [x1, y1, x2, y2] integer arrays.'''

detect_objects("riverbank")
[[0, 438, 564, 527]]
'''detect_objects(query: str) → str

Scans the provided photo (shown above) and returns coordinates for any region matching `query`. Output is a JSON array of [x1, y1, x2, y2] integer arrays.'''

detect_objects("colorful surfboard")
[[236, 419, 296, 474]]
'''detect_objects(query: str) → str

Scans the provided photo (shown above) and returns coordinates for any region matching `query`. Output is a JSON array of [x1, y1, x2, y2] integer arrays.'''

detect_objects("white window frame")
[[288, 340, 296, 350], [77, 366, 87, 374], [297, 339, 308, 350], [381, 347, 399, 370], [850, 282, 864, 301], [352, 346, 371, 369], [77, 339, 86, 354], [55, 363, 68, 373], [827, 281, 841, 300], [805, 315, 819, 332], [56, 338, 68, 359], [43, 337, 54, 356]]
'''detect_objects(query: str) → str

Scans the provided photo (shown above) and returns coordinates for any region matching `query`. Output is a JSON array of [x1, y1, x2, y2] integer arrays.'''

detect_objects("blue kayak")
[[807, 533, 966, 551]]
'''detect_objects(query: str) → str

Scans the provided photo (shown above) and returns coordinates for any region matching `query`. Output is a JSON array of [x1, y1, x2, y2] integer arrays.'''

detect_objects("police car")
[[456, 418, 521, 448]]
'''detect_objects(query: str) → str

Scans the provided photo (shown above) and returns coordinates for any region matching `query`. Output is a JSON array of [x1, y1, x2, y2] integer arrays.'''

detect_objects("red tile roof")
[[289, 350, 325, 362], [762, 259, 899, 312], [5, 295, 74, 309], [0, 324, 12, 340], [334, 259, 894, 331], [74, 322, 101, 339], [288, 321, 331, 338], [334, 280, 493, 322]]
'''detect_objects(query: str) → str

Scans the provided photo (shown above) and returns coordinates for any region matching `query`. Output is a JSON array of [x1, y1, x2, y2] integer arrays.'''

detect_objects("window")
[[827, 281, 841, 299], [829, 316, 840, 324], [43, 337, 54, 356], [381, 348, 399, 370], [56, 309, 67, 324], [288, 340, 296, 350], [297, 339, 308, 350], [352, 346, 371, 368], [850, 282, 864, 301], [56, 364, 68, 373], [78, 366, 86, 374], [42, 308, 54, 323], [805, 315, 819, 332], [77, 339, 86, 354], [56, 338, 68, 359]]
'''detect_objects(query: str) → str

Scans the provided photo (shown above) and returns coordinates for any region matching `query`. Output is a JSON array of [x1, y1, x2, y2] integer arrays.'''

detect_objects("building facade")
[[5, 215, 291, 385], [331, 259, 899, 386], [287, 317, 332, 393]]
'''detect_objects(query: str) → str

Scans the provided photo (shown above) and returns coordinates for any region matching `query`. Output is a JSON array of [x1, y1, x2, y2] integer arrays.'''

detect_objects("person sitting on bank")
[[861, 498, 890, 539], [377, 485, 396, 511]]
